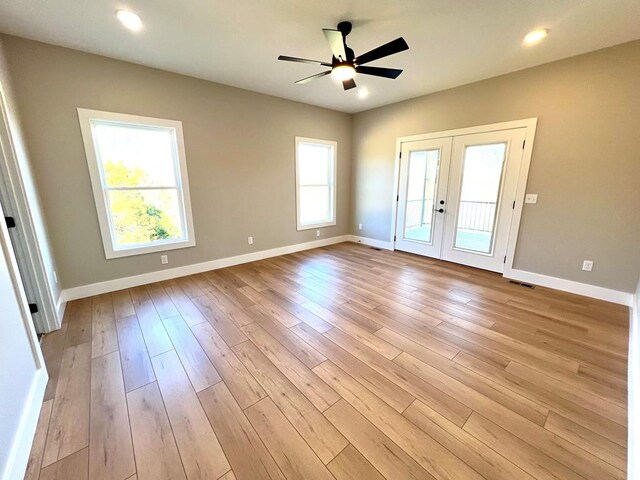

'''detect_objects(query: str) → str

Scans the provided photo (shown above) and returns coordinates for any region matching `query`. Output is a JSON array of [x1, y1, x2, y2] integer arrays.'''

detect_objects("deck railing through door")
[[405, 199, 496, 232]]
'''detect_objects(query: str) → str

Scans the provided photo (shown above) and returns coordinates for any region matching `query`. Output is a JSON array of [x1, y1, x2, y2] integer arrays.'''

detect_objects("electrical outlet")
[[525, 194, 538, 204], [358, 223, 363, 230], [248, 236, 254, 245], [316, 230, 321, 237], [161, 255, 168, 265], [582, 260, 593, 272]]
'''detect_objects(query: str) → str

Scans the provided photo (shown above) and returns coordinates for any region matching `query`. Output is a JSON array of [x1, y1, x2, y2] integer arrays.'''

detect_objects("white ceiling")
[[0, 1, 639, 113]]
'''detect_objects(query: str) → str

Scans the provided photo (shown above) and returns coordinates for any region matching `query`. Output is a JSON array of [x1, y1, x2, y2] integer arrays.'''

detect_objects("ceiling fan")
[[278, 21, 409, 91]]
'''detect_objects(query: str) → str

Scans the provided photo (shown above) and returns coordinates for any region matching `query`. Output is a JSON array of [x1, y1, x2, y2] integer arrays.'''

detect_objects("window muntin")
[[78, 109, 195, 258], [295, 137, 337, 230]]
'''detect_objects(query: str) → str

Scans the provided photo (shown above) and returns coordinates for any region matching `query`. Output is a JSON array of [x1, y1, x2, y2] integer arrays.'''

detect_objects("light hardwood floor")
[[25, 242, 628, 480]]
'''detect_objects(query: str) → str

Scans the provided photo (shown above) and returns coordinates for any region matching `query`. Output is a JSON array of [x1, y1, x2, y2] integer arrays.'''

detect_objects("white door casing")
[[0, 83, 61, 332], [391, 119, 537, 274]]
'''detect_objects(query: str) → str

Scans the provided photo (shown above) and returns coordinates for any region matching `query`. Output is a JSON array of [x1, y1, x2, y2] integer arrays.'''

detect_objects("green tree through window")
[[103, 161, 180, 246]]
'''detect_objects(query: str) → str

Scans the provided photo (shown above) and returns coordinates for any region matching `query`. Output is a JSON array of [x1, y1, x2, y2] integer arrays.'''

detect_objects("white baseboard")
[[628, 292, 638, 475], [61, 235, 349, 301], [60, 233, 633, 308], [348, 235, 394, 251], [347, 236, 632, 306], [54, 295, 66, 325], [506, 269, 633, 306], [1, 367, 47, 480]]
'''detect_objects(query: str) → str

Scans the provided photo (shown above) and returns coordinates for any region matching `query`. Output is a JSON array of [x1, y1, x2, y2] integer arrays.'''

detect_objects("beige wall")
[[2, 34, 639, 294], [352, 40, 640, 293], [1, 35, 352, 289]]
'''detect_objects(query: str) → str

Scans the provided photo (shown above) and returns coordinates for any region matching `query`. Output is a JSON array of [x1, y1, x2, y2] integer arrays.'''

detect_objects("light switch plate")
[[525, 194, 538, 204]]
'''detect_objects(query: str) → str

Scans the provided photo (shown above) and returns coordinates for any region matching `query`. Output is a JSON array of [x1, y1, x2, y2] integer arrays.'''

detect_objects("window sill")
[[104, 238, 196, 259], [296, 221, 336, 231]]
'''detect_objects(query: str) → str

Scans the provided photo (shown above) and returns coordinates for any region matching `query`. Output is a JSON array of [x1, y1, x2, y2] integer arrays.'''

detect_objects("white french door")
[[395, 127, 527, 273], [395, 138, 451, 257], [442, 128, 526, 271]]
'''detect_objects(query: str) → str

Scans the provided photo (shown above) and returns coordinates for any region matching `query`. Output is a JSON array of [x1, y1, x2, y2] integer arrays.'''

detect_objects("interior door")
[[395, 138, 452, 257], [441, 128, 526, 272], [0, 198, 47, 479]]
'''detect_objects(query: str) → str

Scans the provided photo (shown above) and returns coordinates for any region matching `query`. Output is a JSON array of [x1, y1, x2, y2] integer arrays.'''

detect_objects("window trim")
[[294, 136, 337, 231], [77, 108, 196, 259]]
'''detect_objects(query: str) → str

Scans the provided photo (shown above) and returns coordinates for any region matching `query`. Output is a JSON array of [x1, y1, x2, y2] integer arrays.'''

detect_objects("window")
[[77, 109, 195, 258], [295, 137, 337, 230]]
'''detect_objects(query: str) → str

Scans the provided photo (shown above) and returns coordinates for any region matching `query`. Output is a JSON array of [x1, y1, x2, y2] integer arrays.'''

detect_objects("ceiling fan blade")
[[295, 70, 331, 85], [355, 37, 409, 66], [323, 29, 347, 62], [278, 55, 331, 67], [356, 65, 403, 79], [343, 78, 356, 90]]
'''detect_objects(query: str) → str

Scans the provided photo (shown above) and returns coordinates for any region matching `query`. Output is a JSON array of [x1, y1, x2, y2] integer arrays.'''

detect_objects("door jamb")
[[391, 118, 538, 276]]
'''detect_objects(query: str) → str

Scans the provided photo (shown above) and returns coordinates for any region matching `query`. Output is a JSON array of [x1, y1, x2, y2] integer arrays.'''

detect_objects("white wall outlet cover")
[[248, 236, 254, 245], [524, 194, 538, 204], [316, 230, 321, 237], [161, 255, 168, 265], [358, 223, 363, 230], [582, 260, 593, 271]]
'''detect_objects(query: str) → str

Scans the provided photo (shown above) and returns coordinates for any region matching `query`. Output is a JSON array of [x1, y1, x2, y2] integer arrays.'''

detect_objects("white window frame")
[[295, 136, 337, 231], [77, 108, 196, 259]]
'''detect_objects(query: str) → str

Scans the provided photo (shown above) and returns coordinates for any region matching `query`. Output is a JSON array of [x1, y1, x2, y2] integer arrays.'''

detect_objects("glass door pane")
[[453, 143, 506, 254], [403, 149, 440, 244], [395, 137, 451, 259]]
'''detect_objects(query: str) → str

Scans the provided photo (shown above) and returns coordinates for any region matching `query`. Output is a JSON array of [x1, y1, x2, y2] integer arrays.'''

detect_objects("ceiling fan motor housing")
[[333, 46, 355, 67]]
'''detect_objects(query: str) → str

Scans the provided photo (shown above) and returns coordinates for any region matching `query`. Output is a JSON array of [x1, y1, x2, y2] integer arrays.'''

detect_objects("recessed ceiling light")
[[116, 9, 143, 31], [357, 88, 369, 99], [524, 29, 549, 45]]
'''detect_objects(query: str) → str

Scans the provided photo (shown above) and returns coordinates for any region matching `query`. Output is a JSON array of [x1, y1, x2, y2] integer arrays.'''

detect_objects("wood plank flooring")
[[27, 242, 629, 480]]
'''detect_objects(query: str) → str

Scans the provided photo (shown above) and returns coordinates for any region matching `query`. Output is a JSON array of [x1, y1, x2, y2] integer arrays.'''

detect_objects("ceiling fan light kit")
[[331, 64, 356, 81], [278, 21, 409, 91]]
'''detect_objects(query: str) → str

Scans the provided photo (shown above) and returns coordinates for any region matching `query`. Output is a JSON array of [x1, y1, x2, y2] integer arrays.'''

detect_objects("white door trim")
[[391, 118, 538, 276], [0, 85, 60, 332]]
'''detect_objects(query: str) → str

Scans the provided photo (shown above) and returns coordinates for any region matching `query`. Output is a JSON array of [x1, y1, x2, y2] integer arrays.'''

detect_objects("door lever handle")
[[436, 208, 444, 213]]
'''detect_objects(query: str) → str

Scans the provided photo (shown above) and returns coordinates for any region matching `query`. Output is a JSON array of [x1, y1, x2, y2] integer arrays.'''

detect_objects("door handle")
[[436, 208, 444, 213]]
